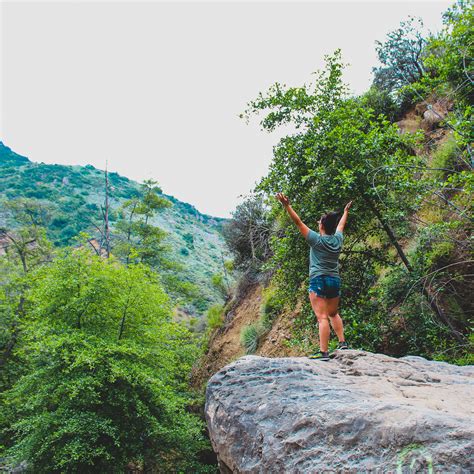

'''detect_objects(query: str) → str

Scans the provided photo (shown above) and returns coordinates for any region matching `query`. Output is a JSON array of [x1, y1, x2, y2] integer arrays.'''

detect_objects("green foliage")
[[372, 17, 428, 94], [206, 304, 224, 331], [240, 324, 261, 354], [243, 49, 349, 131], [211, 273, 228, 299], [430, 135, 460, 181], [434, 334, 474, 366], [114, 179, 171, 266], [1, 249, 209, 472], [260, 287, 285, 331], [0, 260, 27, 399], [222, 194, 272, 274], [245, 51, 424, 309], [223, 259, 234, 273], [360, 85, 400, 122], [420, 2, 473, 101]]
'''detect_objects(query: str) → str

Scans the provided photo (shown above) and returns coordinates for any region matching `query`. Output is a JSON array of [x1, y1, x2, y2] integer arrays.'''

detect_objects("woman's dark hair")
[[320, 211, 341, 235]]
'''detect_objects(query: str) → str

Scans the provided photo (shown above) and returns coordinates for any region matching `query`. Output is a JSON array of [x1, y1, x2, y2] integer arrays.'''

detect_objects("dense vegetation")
[[0, 144, 230, 315], [0, 1, 471, 472], [229, 0, 473, 364], [0, 147, 226, 470], [1, 250, 209, 472]]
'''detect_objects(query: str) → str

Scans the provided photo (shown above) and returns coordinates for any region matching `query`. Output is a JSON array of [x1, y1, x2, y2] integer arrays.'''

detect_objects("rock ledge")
[[205, 350, 473, 473]]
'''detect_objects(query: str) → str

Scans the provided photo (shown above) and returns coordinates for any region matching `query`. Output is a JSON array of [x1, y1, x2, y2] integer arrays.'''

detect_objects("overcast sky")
[[1, 1, 452, 217]]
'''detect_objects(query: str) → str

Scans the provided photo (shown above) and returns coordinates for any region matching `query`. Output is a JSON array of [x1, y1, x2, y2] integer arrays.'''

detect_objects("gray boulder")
[[205, 350, 473, 473]]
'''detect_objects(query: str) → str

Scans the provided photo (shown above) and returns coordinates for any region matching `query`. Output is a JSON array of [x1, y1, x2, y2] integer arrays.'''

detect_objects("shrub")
[[211, 273, 229, 299], [360, 85, 400, 122], [260, 287, 285, 331], [430, 136, 459, 181], [206, 304, 224, 330], [241, 324, 260, 354]]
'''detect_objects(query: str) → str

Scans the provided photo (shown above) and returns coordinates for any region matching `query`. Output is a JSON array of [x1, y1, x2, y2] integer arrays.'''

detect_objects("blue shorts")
[[309, 275, 341, 298]]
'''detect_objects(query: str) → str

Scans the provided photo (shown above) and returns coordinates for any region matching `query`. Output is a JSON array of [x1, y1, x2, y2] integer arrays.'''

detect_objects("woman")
[[276, 193, 352, 360]]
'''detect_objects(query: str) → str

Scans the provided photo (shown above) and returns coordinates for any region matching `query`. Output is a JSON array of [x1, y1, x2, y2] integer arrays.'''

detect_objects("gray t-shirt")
[[305, 229, 343, 279]]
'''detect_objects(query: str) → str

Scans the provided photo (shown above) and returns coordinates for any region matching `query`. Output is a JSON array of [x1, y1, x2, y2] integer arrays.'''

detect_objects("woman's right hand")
[[276, 193, 290, 207], [344, 200, 353, 213]]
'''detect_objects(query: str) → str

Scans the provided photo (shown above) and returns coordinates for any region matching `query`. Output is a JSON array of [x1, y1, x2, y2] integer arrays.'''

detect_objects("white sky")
[[1, 1, 452, 217]]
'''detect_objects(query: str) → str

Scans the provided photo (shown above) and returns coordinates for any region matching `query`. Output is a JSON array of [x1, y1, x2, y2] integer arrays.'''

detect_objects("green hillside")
[[0, 142, 230, 315]]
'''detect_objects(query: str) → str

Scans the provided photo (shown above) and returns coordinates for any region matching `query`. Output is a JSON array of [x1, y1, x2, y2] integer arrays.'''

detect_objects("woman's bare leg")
[[329, 313, 345, 342], [317, 316, 330, 352], [309, 293, 339, 352]]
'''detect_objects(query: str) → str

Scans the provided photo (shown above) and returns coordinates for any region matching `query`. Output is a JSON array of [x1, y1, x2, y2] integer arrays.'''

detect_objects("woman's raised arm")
[[276, 193, 310, 238], [336, 200, 353, 233]]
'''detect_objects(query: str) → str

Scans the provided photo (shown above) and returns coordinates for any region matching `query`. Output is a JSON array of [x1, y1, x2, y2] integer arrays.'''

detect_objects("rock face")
[[205, 351, 473, 473]]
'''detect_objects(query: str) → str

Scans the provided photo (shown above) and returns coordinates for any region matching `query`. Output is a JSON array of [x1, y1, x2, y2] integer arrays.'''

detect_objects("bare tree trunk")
[[249, 226, 256, 261], [104, 162, 111, 258], [363, 196, 413, 271]]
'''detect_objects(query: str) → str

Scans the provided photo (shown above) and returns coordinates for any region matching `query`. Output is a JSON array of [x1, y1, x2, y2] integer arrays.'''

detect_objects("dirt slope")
[[192, 283, 308, 388]]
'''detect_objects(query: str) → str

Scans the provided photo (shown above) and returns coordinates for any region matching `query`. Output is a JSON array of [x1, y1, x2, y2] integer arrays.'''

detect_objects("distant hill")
[[0, 141, 230, 315]]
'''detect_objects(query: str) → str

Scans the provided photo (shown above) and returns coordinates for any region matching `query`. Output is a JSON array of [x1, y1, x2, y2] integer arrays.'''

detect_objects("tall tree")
[[243, 50, 464, 341], [1, 249, 208, 472], [372, 17, 428, 93], [114, 179, 171, 265]]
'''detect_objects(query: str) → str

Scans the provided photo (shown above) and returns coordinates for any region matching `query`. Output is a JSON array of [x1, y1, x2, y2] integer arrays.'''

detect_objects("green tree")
[[242, 50, 467, 348], [420, 1, 473, 102], [1, 249, 208, 472], [247, 51, 422, 273], [372, 16, 428, 93], [114, 179, 171, 265], [0, 199, 53, 395]]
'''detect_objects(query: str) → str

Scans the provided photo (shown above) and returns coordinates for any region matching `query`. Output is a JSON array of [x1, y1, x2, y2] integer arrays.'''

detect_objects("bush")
[[360, 86, 400, 122], [430, 135, 459, 181], [241, 324, 260, 354], [260, 287, 285, 331], [211, 273, 228, 299], [206, 304, 224, 330]]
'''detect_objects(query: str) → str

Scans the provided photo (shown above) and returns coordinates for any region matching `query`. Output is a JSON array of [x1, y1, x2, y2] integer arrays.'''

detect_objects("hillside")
[[192, 89, 473, 388], [0, 141, 229, 314]]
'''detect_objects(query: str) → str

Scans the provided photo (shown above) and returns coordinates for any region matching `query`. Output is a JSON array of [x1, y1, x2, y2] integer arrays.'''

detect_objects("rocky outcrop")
[[396, 96, 453, 134], [205, 350, 473, 473]]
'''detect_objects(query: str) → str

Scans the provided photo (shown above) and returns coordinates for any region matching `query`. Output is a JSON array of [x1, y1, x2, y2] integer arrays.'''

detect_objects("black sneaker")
[[337, 341, 349, 350], [308, 350, 330, 361]]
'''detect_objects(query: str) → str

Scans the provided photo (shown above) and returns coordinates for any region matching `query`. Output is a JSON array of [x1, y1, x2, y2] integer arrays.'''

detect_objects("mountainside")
[[0, 141, 229, 314], [192, 90, 473, 388]]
